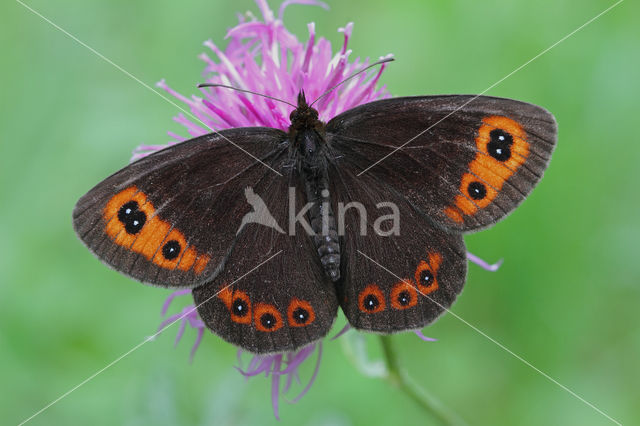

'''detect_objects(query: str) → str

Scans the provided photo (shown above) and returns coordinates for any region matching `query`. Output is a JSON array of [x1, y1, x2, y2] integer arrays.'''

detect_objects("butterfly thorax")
[[288, 91, 341, 282], [288, 91, 325, 146]]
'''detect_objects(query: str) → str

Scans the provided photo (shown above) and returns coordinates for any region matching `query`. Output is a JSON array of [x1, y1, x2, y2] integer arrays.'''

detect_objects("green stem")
[[379, 335, 466, 426]]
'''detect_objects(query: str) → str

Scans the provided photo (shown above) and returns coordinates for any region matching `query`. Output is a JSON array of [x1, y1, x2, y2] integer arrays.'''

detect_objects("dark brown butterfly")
[[73, 89, 557, 354]]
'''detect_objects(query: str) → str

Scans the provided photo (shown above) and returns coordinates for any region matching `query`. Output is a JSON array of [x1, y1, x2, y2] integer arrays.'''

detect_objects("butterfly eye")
[[358, 285, 386, 314], [117, 201, 146, 234], [254, 303, 283, 332], [487, 129, 513, 161], [287, 299, 316, 327], [289, 110, 299, 121]]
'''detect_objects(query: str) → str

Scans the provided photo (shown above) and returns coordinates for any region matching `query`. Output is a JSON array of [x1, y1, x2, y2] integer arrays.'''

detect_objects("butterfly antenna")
[[309, 56, 395, 107], [197, 83, 297, 108]]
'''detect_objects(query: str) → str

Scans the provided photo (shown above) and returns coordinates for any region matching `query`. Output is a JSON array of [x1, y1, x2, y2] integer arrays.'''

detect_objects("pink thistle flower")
[[467, 251, 504, 271], [158, 289, 205, 363], [159, 290, 343, 419], [131, 0, 392, 162], [236, 343, 322, 420]]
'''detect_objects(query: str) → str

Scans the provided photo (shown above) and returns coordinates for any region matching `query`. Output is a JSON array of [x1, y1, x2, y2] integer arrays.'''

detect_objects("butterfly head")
[[288, 90, 324, 145]]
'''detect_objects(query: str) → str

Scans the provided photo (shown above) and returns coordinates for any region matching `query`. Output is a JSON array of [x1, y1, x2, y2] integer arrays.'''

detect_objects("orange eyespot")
[[104, 187, 151, 247], [444, 116, 529, 223], [414, 253, 442, 295], [103, 186, 211, 273], [478, 116, 529, 165], [287, 299, 315, 327], [254, 303, 283, 332], [218, 287, 252, 324], [390, 280, 418, 310], [358, 284, 386, 314]]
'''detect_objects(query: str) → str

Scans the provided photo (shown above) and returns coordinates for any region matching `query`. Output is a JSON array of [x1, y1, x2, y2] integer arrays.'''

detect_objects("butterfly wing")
[[326, 95, 557, 232], [193, 172, 339, 354], [329, 163, 467, 332], [73, 128, 288, 287]]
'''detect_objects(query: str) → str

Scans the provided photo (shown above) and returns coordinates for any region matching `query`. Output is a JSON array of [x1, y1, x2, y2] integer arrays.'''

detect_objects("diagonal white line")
[[15, 0, 283, 177], [357, 0, 624, 176], [18, 250, 282, 426], [357, 250, 622, 425], [15, 0, 625, 424]]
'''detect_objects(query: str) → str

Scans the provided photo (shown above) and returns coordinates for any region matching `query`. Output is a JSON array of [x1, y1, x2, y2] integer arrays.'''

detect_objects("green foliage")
[[1, 0, 638, 424]]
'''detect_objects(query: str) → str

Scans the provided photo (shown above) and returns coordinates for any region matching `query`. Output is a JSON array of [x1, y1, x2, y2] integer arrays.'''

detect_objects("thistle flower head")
[[132, 0, 391, 161]]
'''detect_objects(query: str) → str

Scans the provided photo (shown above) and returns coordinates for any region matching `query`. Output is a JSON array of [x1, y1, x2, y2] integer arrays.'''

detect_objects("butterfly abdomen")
[[296, 127, 341, 282], [306, 176, 340, 282]]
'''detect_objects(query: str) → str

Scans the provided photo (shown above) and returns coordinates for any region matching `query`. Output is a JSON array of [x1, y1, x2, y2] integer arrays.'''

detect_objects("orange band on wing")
[[103, 186, 211, 274], [445, 116, 530, 223], [444, 206, 464, 223]]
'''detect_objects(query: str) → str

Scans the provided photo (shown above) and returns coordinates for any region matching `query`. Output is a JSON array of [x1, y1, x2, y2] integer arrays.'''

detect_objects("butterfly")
[[73, 85, 557, 354]]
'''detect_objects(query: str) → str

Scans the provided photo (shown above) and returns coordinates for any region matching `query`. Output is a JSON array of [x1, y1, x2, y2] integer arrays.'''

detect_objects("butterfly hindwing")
[[193, 172, 339, 354], [329, 163, 467, 332], [73, 128, 287, 287], [326, 95, 557, 232]]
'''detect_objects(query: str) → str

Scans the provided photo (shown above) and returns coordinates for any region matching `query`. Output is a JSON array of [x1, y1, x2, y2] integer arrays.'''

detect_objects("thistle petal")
[[467, 251, 504, 272]]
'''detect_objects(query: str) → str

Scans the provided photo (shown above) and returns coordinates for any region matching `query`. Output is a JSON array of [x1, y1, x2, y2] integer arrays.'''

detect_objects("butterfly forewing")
[[73, 128, 288, 287], [326, 95, 557, 232]]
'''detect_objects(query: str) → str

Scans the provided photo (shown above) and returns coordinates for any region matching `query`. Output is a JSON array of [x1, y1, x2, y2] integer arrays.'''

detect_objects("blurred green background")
[[1, 0, 638, 424]]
